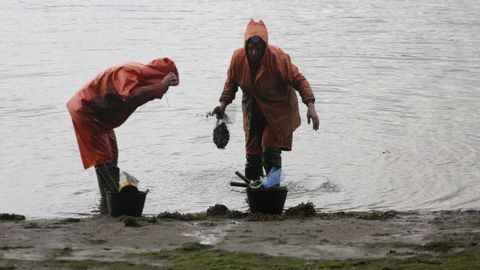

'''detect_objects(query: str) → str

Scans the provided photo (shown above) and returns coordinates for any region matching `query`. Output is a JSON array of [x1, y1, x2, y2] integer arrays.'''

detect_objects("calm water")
[[1, 0, 479, 218]]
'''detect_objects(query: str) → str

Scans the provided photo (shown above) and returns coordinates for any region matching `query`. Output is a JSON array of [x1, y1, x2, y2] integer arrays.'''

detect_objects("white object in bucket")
[[119, 171, 140, 192], [262, 167, 285, 188]]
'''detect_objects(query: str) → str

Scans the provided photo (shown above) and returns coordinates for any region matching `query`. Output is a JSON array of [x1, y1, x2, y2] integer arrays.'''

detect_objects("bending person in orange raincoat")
[[213, 19, 319, 181], [67, 58, 179, 210]]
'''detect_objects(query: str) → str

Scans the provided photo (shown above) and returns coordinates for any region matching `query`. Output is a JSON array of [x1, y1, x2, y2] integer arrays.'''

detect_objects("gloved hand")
[[212, 103, 226, 119], [161, 72, 179, 93], [306, 102, 319, 130]]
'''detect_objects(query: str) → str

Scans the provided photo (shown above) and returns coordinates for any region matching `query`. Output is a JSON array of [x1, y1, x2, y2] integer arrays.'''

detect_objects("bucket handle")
[[235, 171, 251, 184], [230, 181, 248, 187]]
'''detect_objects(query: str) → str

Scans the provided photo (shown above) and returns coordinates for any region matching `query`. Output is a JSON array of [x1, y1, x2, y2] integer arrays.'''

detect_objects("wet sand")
[[1, 208, 479, 269]]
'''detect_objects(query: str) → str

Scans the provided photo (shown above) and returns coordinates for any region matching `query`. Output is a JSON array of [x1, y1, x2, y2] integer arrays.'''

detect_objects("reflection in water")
[[1, 0, 479, 218]]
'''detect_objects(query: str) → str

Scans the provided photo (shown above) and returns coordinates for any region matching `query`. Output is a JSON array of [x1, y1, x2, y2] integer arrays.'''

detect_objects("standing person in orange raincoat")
[[213, 19, 319, 181], [67, 58, 179, 210]]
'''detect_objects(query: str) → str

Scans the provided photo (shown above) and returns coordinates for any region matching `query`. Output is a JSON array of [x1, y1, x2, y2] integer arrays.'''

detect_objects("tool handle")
[[235, 171, 251, 184], [230, 181, 248, 187]]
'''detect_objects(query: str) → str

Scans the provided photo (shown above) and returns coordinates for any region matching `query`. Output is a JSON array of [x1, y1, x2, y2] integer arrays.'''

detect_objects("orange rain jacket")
[[219, 20, 315, 149], [67, 58, 179, 169]]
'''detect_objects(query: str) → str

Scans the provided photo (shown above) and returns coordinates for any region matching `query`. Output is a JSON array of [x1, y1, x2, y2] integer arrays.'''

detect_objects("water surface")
[[1, 0, 479, 218]]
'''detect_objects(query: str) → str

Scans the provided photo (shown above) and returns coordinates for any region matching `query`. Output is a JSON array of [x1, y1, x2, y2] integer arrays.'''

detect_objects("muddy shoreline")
[[1, 205, 479, 269]]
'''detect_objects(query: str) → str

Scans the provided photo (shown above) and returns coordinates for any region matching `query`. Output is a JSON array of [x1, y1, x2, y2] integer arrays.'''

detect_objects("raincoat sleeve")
[[112, 67, 166, 105], [277, 52, 315, 105], [219, 51, 239, 104]]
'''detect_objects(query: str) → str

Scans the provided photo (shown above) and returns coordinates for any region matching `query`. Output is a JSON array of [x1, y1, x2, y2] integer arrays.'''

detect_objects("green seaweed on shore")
[[284, 202, 316, 217], [418, 232, 480, 252], [156, 203, 318, 222], [156, 204, 248, 221], [175, 242, 213, 252], [130, 244, 480, 270], [155, 203, 406, 222], [421, 241, 456, 252], [319, 210, 398, 220], [1, 245, 478, 269], [0, 245, 32, 250], [431, 210, 480, 229], [156, 211, 203, 221], [365, 232, 480, 256], [156, 204, 240, 221], [41, 259, 158, 269], [0, 213, 26, 221]]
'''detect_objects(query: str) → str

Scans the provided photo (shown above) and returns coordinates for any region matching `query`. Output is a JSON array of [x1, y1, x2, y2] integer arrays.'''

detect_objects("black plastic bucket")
[[246, 186, 288, 215], [106, 191, 147, 217]]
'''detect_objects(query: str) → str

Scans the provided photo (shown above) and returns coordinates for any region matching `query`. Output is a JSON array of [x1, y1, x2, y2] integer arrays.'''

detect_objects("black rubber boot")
[[262, 148, 282, 175], [245, 154, 263, 181], [108, 165, 120, 185], [95, 163, 119, 193], [95, 169, 108, 215], [95, 163, 120, 214]]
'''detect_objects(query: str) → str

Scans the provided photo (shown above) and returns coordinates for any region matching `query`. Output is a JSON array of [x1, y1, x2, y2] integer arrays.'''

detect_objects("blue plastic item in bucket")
[[262, 167, 285, 188], [106, 190, 148, 217]]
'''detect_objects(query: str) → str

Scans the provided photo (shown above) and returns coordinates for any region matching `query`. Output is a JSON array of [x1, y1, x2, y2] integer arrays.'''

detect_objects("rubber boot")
[[262, 148, 282, 175], [245, 154, 263, 181], [95, 163, 119, 192], [95, 163, 120, 214], [108, 165, 120, 186]]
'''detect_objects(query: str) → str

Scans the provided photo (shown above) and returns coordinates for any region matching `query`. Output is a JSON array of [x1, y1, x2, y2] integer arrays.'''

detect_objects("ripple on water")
[[1, 0, 480, 218]]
